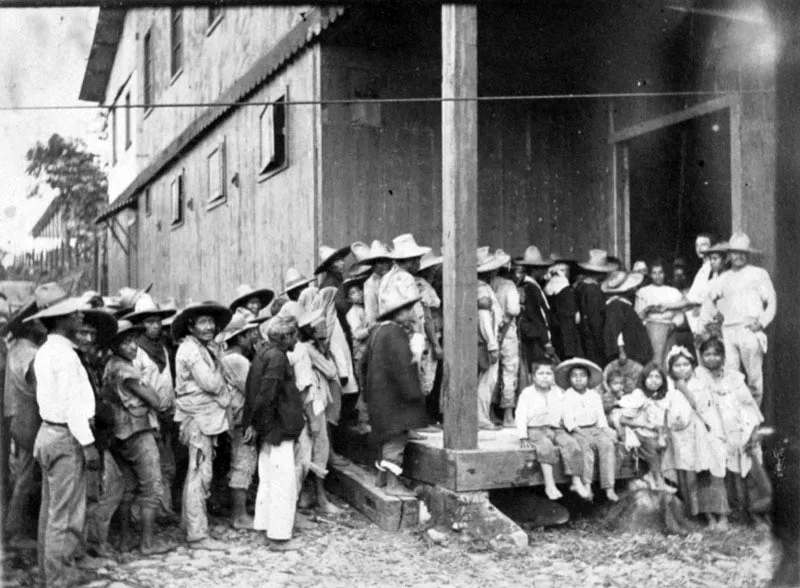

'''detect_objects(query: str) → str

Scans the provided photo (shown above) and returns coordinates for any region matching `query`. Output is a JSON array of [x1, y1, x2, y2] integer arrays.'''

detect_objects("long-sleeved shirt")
[[363, 273, 382, 327], [134, 345, 174, 412], [703, 265, 777, 328], [561, 387, 609, 431], [34, 333, 95, 446], [478, 280, 502, 352], [635, 284, 685, 326], [221, 351, 251, 426], [491, 276, 521, 324], [4, 338, 38, 419], [174, 335, 230, 435], [515, 385, 565, 439]]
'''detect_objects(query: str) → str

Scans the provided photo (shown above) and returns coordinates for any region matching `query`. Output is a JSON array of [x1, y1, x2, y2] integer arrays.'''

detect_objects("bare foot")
[[605, 489, 619, 502], [317, 498, 343, 515], [570, 481, 592, 501], [706, 516, 718, 531], [503, 409, 515, 428], [232, 514, 254, 530], [717, 515, 730, 532], [545, 485, 563, 500]]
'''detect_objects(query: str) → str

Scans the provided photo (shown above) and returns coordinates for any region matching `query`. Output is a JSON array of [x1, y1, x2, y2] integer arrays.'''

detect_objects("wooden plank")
[[403, 442, 457, 488], [441, 3, 478, 451], [620, 145, 631, 266], [729, 97, 743, 232], [325, 463, 419, 532], [609, 96, 735, 144]]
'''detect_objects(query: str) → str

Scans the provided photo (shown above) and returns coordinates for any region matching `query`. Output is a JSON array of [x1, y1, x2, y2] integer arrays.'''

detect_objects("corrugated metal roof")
[[79, 8, 127, 103], [30, 198, 61, 238], [96, 6, 346, 224]]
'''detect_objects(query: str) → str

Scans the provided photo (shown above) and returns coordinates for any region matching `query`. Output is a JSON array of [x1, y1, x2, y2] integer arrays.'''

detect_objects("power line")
[[0, 89, 775, 112]]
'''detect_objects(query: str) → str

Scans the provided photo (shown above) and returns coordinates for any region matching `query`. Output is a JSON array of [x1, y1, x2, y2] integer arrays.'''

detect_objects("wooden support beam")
[[441, 3, 478, 451]]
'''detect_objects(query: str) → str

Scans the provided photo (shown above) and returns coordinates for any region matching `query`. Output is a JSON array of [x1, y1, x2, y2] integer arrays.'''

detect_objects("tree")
[[25, 133, 108, 264]]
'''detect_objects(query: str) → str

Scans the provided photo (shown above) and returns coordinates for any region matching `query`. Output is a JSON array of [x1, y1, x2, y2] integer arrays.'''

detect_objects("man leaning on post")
[[26, 297, 101, 588]]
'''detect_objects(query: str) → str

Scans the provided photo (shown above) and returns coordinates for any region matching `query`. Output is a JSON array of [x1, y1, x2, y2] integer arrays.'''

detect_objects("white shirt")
[[34, 334, 95, 446], [705, 264, 777, 328], [134, 346, 174, 412], [685, 261, 713, 334], [635, 284, 685, 326], [515, 385, 565, 439], [562, 387, 609, 431]]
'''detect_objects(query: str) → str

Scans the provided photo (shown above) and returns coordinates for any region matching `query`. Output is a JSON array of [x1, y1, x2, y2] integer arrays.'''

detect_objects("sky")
[[0, 8, 105, 255]]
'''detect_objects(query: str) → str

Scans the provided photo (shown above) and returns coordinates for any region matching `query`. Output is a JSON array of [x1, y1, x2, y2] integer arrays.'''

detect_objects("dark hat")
[[171, 300, 233, 341]]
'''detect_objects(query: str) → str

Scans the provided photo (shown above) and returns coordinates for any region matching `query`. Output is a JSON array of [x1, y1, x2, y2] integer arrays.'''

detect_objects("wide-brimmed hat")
[[124, 293, 178, 324], [8, 282, 69, 334], [578, 249, 617, 273], [707, 241, 729, 255], [118, 283, 154, 310], [514, 246, 554, 267], [171, 300, 233, 340], [343, 264, 372, 288], [554, 358, 603, 390], [24, 296, 92, 324], [494, 248, 511, 267], [351, 240, 392, 265], [106, 319, 145, 349], [601, 270, 644, 294], [377, 289, 421, 321], [81, 308, 118, 349], [389, 234, 431, 260], [418, 250, 443, 272], [216, 312, 259, 344], [281, 267, 315, 296], [160, 298, 179, 327], [726, 232, 761, 254], [229, 284, 275, 312], [314, 245, 351, 275], [477, 247, 506, 273]]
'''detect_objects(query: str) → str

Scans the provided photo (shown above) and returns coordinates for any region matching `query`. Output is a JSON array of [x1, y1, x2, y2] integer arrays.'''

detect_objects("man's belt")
[[42, 420, 68, 428]]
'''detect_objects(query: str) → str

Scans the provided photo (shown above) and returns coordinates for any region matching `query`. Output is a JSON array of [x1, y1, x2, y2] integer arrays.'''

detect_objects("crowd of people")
[[0, 229, 777, 587]]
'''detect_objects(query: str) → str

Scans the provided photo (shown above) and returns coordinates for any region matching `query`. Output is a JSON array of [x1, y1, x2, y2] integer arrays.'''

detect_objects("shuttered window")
[[124, 92, 132, 149], [207, 140, 226, 207], [171, 173, 184, 227], [259, 94, 287, 176], [170, 8, 183, 78], [143, 30, 153, 108]]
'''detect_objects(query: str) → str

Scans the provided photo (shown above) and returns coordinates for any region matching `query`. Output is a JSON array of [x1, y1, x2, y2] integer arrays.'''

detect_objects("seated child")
[[603, 357, 643, 395], [516, 362, 591, 501], [602, 369, 626, 439], [557, 358, 619, 502]]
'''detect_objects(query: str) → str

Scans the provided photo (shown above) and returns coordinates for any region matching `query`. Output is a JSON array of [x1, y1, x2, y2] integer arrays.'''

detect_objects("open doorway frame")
[[608, 95, 742, 266]]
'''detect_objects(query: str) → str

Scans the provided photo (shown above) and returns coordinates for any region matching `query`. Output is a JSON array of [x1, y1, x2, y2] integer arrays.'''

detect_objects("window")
[[259, 94, 287, 176], [171, 173, 184, 227], [144, 187, 152, 217], [143, 30, 153, 109], [170, 8, 183, 78], [111, 106, 117, 164], [124, 92, 131, 149], [207, 140, 226, 207], [208, 7, 223, 30]]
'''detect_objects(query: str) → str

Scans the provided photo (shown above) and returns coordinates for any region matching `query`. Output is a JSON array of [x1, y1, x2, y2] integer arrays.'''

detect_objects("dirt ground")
[[2, 497, 777, 588]]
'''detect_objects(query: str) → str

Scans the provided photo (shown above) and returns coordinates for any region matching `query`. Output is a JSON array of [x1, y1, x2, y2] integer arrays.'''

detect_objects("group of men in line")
[[0, 229, 776, 587]]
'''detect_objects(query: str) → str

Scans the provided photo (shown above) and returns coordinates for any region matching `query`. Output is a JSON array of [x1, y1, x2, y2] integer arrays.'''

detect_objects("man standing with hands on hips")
[[27, 297, 101, 587]]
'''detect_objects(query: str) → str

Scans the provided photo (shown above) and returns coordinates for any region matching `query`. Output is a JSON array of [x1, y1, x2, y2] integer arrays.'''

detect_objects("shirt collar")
[[47, 333, 77, 349]]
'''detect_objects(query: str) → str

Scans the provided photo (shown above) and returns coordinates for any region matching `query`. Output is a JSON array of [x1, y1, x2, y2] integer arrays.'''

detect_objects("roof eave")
[[79, 8, 127, 103]]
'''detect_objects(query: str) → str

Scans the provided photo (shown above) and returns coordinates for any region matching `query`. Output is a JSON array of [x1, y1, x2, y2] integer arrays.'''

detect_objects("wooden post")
[[441, 3, 478, 450]]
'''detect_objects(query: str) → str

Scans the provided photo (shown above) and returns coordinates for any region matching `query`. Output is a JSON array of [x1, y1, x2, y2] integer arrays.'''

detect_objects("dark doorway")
[[628, 109, 731, 274]]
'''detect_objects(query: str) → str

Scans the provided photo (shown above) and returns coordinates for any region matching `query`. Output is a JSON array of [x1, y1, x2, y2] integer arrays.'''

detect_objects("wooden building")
[[87, 2, 793, 464]]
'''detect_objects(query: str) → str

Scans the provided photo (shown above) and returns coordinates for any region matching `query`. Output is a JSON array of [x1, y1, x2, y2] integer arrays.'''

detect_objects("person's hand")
[[489, 350, 499, 364], [544, 342, 556, 356], [520, 439, 534, 450], [746, 320, 762, 332], [243, 426, 255, 444], [83, 444, 101, 471]]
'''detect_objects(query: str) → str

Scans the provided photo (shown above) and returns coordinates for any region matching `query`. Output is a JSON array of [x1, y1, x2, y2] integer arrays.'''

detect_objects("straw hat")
[[726, 232, 761, 254], [601, 270, 644, 294], [514, 246, 554, 267], [171, 300, 233, 340], [477, 247, 506, 273], [707, 241, 729, 255], [418, 250, 443, 272], [314, 245, 351, 275], [342, 264, 372, 288], [216, 312, 259, 344], [81, 308, 118, 349], [351, 240, 392, 264], [7, 282, 69, 334], [124, 293, 178, 324], [554, 358, 603, 390], [252, 305, 273, 325], [229, 284, 275, 313], [389, 234, 431, 260], [494, 248, 511, 267], [377, 288, 421, 321], [578, 249, 617, 273], [281, 267, 315, 296], [24, 296, 92, 324], [106, 319, 143, 349], [161, 298, 179, 327], [118, 283, 154, 310]]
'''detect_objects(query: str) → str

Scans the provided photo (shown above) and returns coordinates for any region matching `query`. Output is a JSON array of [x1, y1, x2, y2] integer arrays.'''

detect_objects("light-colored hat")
[[389, 234, 431, 260], [314, 245, 351, 275], [161, 298, 179, 327], [351, 240, 392, 264], [377, 288, 421, 321], [514, 246, 554, 267], [726, 232, 761, 254], [229, 284, 275, 312], [24, 296, 92, 323], [118, 283, 154, 310], [171, 300, 233, 340], [216, 312, 259, 344], [707, 241, 729, 254], [81, 308, 118, 349], [124, 293, 178, 324], [578, 249, 617, 273], [252, 305, 273, 325], [554, 358, 603, 390], [8, 282, 69, 333], [494, 248, 511, 267], [418, 250, 443, 272], [281, 267, 315, 296], [632, 260, 649, 274], [298, 307, 326, 330], [477, 247, 506, 273], [107, 319, 143, 349], [601, 270, 644, 294], [343, 264, 372, 288]]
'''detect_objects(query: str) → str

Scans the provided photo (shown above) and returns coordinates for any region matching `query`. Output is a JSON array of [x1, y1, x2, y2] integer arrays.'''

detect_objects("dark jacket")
[[518, 279, 552, 366], [603, 297, 653, 366], [548, 286, 583, 360], [364, 322, 428, 445], [575, 278, 606, 365], [320, 272, 353, 351], [243, 341, 304, 446]]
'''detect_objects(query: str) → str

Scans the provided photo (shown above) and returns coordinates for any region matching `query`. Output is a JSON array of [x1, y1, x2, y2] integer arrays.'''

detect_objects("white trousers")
[[254, 440, 297, 540], [722, 324, 765, 407]]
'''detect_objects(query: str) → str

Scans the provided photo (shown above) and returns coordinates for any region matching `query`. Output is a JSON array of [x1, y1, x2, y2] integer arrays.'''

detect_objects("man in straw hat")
[[476, 248, 505, 430], [315, 245, 353, 336], [701, 232, 776, 406], [281, 267, 316, 303], [514, 246, 557, 371], [102, 319, 174, 555], [363, 283, 428, 495], [575, 249, 617, 365], [127, 293, 180, 522], [216, 313, 260, 530], [602, 270, 653, 366], [229, 284, 275, 317], [171, 301, 233, 551], [25, 296, 100, 586], [351, 240, 394, 328], [488, 249, 520, 427], [379, 234, 430, 336]]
